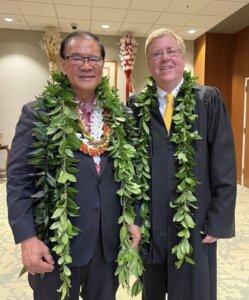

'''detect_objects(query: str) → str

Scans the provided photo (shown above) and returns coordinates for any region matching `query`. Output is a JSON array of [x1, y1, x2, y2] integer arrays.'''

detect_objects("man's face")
[[147, 35, 185, 91], [61, 37, 103, 99]]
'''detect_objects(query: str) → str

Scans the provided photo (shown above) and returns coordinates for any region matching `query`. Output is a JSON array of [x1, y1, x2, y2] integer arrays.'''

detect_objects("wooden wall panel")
[[231, 27, 249, 183], [194, 35, 206, 84], [193, 27, 249, 184], [205, 33, 234, 114], [194, 33, 233, 114], [243, 85, 249, 187]]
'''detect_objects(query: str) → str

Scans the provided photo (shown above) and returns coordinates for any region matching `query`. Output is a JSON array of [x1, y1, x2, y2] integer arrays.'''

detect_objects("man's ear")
[[60, 57, 66, 75]]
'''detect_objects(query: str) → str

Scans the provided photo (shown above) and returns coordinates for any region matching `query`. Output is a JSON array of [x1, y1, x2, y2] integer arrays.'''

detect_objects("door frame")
[[241, 77, 249, 186]]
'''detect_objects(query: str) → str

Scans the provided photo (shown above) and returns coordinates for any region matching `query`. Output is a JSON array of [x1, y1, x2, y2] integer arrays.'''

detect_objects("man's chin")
[[78, 80, 95, 88]]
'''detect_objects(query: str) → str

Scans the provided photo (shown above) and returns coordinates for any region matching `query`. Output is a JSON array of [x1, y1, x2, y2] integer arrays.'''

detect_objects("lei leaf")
[[96, 77, 144, 296], [29, 72, 144, 299], [133, 70, 201, 268], [30, 73, 82, 298]]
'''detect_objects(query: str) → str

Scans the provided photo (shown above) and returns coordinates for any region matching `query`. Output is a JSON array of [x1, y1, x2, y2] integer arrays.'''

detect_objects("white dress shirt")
[[157, 78, 184, 117]]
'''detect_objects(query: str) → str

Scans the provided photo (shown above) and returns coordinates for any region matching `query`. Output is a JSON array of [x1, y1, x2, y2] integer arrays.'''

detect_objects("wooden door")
[[243, 79, 249, 187]]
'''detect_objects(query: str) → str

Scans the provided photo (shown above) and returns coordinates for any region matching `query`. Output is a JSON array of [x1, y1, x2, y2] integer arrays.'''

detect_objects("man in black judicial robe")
[[129, 28, 236, 300]]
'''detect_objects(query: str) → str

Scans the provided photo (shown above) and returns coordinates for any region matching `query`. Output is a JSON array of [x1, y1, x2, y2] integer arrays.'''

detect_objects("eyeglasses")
[[65, 54, 104, 67], [149, 48, 182, 60]]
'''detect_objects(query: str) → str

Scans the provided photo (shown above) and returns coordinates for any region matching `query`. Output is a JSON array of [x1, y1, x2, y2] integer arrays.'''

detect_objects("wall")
[[194, 26, 249, 183], [0, 29, 49, 168], [0, 28, 194, 167], [194, 34, 206, 84], [205, 33, 234, 114], [194, 33, 234, 114], [231, 26, 249, 183]]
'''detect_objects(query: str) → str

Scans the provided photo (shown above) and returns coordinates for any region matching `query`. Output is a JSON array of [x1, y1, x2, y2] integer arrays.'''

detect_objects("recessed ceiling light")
[[188, 29, 196, 34], [4, 17, 14, 22], [101, 24, 110, 29]]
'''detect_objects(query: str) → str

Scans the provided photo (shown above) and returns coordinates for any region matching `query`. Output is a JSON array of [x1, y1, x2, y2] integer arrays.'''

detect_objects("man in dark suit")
[[7, 31, 140, 300], [129, 28, 236, 300]]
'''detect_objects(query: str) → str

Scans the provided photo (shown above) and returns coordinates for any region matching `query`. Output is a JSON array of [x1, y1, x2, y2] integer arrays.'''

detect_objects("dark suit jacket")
[[7, 102, 121, 266]]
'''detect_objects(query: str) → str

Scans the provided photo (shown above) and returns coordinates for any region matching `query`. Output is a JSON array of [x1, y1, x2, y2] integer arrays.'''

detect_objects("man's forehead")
[[152, 35, 176, 44], [68, 36, 97, 46], [66, 37, 100, 52], [149, 36, 177, 49]]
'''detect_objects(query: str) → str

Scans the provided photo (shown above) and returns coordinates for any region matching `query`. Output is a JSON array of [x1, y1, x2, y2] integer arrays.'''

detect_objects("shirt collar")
[[157, 78, 184, 99], [76, 96, 97, 114]]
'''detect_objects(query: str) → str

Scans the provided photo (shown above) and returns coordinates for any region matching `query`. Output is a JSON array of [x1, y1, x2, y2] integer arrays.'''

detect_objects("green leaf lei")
[[29, 72, 144, 299], [134, 70, 202, 269]]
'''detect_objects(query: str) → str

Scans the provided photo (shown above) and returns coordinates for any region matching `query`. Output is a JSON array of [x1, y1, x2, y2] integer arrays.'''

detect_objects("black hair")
[[60, 31, 105, 60]]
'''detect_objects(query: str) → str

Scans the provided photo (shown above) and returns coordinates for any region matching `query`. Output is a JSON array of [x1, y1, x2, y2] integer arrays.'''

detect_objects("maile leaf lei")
[[134, 70, 202, 268], [28, 72, 144, 299]]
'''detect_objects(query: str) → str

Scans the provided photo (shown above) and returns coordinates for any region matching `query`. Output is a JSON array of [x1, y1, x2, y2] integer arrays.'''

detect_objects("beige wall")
[[0, 28, 194, 167], [0, 29, 50, 168]]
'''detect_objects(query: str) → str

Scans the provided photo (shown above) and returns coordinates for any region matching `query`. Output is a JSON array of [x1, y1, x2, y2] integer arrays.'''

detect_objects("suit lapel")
[[99, 151, 109, 177], [79, 148, 110, 178], [84, 155, 98, 177]]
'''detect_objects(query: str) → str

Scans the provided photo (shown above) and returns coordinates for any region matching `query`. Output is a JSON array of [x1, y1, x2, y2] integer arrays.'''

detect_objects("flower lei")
[[134, 70, 202, 268], [28, 72, 143, 299], [119, 32, 138, 101], [77, 105, 111, 157], [119, 32, 138, 72]]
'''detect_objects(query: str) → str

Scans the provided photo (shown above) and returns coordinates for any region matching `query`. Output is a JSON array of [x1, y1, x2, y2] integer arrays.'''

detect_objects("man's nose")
[[161, 50, 171, 60], [80, 59, 92, 69]]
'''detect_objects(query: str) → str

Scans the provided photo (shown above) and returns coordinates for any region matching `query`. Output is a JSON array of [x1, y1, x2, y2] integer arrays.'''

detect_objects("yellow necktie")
[[163, 93, 174, 132]]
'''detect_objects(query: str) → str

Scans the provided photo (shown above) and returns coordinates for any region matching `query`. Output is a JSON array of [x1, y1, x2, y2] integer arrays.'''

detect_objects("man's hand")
[[21, 236, 54, 275], [202, 234, 219, 244], [128, 224, 141, 249]]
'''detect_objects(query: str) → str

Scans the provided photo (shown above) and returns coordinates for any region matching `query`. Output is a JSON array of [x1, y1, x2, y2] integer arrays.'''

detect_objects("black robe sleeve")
[[202, 87, 236, 238]]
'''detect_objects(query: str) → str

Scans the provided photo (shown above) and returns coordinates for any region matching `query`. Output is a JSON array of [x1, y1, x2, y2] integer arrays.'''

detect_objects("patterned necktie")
[[163, 93, 174, 132]]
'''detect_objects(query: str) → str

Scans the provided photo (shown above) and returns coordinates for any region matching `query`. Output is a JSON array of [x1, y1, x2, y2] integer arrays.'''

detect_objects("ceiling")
[[1, 0, 249, 40]]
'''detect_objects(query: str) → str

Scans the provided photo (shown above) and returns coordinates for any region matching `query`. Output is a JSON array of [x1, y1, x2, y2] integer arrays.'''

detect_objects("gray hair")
[[145, 28, 185, 57]]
